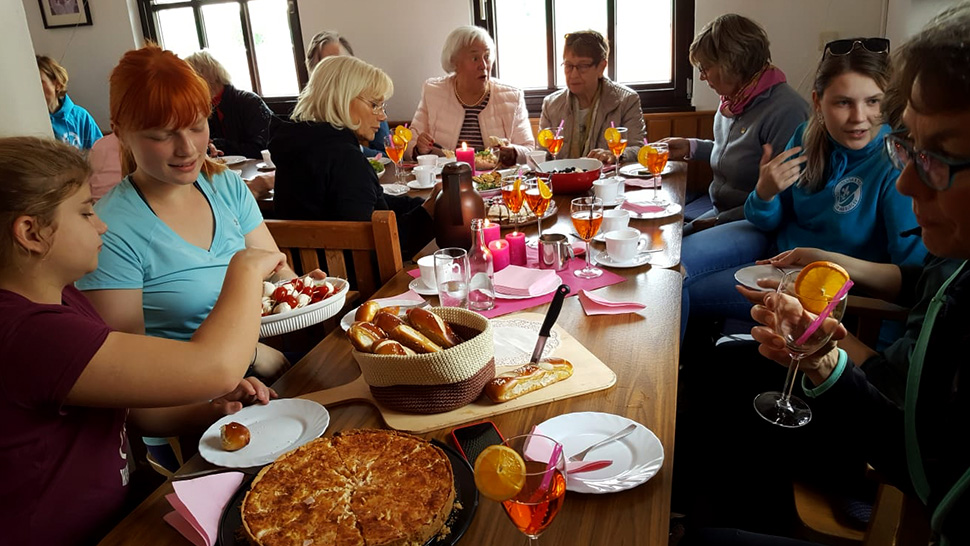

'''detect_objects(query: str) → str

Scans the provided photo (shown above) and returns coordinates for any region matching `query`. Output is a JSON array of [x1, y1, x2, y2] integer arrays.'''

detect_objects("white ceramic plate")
[[617, 162, 672, 179], [489, 318, 562, 367], [621, 201, 682, 220], [537, 412, 664, 494], [407, 180, 435, 191], [199, 399, 329, 468], [217, 155, 248, 166], [339, 298, 425, 331], [409, 277, 438, 296], [734, 264, 802, 291], [594, 250, 652, 268], [260, 278, 349, 338], [382, 184, 409, 195], [494, 273, 563, 300]]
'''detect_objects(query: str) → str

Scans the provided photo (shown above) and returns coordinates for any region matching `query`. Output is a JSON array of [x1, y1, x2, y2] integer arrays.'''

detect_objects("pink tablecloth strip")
[[408, 257, 624, 318]]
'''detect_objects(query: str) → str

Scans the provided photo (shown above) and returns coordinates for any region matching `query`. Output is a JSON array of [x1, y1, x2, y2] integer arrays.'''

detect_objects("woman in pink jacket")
[[410, 26, 534, 165]]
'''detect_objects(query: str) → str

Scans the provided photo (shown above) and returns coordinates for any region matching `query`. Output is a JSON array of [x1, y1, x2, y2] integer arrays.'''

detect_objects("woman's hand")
[[252, 342, 291, 379], [736, 282, 778, 306], [757, 247, 832, 269], [231, 248, 288, 280], [657, 137, 689, 160], [416, 131, 435, 155], [587, 148, 614, 164], [423, 183, 442, 217], [754, 144, 807, 201], [209, 377, 278, 416]]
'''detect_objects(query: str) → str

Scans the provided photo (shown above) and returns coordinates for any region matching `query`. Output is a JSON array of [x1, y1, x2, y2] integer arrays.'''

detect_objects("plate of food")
[[618, 162, 673, 179], [216, 155, 248, 166], [260, 276, 349, 338], [198, 399, 330, 468], [485, 199, 558, 228], [369, 157, 389, 179], [217, 432, 477, 546]]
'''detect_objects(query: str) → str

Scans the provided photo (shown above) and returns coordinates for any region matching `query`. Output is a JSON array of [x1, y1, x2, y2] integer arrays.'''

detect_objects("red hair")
[[109, 44, 225, 177]]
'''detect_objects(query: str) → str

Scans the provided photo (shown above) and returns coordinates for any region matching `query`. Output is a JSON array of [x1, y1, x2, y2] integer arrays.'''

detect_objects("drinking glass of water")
[[434, 248, 470, 308]]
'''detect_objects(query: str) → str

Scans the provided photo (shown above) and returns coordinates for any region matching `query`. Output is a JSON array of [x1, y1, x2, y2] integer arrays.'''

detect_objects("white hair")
[[440, 26, 495, 73]]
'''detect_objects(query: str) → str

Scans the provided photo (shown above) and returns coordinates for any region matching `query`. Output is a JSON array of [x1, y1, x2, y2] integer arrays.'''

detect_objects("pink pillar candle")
[[505, 231, 526, 266], [455, 142, 475, 170], [483, 220, 501, 246], [488, 239, 511, 271]]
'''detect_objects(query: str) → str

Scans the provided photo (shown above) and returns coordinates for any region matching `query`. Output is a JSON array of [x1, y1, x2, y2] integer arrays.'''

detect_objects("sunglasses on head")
[[824, 38, 890, 56]]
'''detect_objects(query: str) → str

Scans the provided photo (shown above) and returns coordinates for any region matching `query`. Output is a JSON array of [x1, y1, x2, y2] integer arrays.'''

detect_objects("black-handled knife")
[[530, 284, 570, 363]]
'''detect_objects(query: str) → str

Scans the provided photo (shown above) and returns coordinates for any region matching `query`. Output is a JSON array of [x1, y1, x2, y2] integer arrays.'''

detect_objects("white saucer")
[[621, 201, 682, 220], [217, 155, 248, 166], [598, 195, 626, 207], [382, 184, 409, 195], [407, 180, 435, 191], [734, 264, 802, 291], [594, 250, 651, 268], [409, 277, 438, 296]]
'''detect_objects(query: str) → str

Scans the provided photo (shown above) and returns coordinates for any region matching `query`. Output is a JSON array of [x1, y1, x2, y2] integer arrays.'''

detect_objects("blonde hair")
[[291, 55, 393, 130], [36, 55, 69, 99], [183, 50, 232, 87], [690, 14, 771, 82], [441, 26, 494, 73], [0, 137, 91, 263]]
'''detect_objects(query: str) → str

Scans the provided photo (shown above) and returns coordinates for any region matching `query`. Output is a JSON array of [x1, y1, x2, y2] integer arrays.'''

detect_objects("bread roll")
[[406, 308, 461, 348], [220, 421, 251, 451], [354, 300, 381, 323], [372, 339, 411, 356], [348, 321, 387, 352], [373, 311, 405, 333], [386, 324, 442, 354], [484, 357, 573, 402]]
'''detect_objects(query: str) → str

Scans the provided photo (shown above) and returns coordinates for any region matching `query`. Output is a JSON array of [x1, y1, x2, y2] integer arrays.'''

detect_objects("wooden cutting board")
[[298, 312, 617, 433]]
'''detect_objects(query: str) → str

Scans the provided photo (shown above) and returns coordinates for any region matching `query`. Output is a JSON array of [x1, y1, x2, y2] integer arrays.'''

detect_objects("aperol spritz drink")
[[638, 141, 669, 206], [537, 128, 565, 161], [524, 177, 553, 246], [571, 196, 604, 279], [502, 177, 527, 235]]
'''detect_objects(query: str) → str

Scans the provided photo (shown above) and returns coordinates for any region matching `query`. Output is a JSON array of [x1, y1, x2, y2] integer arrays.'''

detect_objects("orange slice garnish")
[[605, 127, 621, 144], [394, 125, 413, 143], [794, 261, 850, 314], [391, 134, 407, 148], [637, 145, 655, 167], [537, 178, 552, 199], [537, 128, 554, 149], [473, 445, 526, 502]]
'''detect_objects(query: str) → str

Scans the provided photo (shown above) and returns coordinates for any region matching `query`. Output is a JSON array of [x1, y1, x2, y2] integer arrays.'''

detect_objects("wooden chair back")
[[265, 210, 403, 301]]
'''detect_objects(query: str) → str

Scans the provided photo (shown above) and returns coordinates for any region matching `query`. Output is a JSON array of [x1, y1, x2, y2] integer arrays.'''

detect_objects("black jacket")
[[210, 84, 274, 158], [269, 120, 433, 258]]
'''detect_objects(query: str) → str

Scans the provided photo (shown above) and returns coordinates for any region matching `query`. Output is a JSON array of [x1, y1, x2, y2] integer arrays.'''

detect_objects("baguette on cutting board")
[[485, 357, 573, 402]]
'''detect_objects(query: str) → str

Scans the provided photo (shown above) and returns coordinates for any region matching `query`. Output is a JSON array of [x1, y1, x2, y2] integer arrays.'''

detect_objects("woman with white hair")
[[410, 25, 534, 165], [269, 56, 439, 257]]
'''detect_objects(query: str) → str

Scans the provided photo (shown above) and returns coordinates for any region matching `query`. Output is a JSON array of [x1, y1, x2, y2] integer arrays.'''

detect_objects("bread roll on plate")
[[485, 357, 573, 402]]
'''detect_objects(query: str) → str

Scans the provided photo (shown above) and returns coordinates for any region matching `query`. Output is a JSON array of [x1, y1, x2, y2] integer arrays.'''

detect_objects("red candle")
[[483, 220, 501, 246], [505, 231, 526, 266], [488, 239, 511, 271], [455, 141, 475, 170]]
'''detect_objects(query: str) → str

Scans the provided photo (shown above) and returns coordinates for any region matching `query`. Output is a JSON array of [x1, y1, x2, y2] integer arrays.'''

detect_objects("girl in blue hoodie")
[[37, 55, 102, 150]]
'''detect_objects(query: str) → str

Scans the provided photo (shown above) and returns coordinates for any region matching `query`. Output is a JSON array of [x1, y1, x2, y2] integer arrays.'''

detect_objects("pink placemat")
[[407, 258, 624, 318]]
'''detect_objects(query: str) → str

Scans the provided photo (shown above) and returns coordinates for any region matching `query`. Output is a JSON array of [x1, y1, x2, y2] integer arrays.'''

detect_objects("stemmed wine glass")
[[753, 271, 849, 428], [382, 134, 409, 195], [604, 126, 628, 181], [502, 176, 526, 236], [537, 127, 564, 161], [638, 142, 669, 207], [524, 177, 553, 248], [570, 196, 604, 279]]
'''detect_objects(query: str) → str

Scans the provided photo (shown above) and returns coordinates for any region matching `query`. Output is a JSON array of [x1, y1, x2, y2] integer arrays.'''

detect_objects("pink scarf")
[[719, 65, 787, 118]]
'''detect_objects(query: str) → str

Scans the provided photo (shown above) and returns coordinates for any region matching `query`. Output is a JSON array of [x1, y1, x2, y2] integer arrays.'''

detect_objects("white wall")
[[1, 0, 51, 138], [887, 0, 962, 44]]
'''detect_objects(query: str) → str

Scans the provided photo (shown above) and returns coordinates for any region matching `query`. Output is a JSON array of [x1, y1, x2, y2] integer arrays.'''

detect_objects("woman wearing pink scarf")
[[663, 14, 809, 234]]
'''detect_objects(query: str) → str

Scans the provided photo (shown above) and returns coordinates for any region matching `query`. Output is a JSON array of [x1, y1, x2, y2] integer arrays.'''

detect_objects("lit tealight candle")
[[505, 231, 526, 266], [488, 239, 511, 271], [455, 141, 475, 171], [483, 220, 501, 246]]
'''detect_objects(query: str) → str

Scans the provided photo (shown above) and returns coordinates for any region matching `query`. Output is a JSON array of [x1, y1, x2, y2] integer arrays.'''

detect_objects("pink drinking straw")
[[795, 279, 854, 346], [538, 441, 563, 493], [555, 119, 565, 139]]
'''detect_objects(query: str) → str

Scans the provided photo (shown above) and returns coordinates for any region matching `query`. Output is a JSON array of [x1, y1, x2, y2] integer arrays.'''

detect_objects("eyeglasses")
[[356, 96, 387, 115], [824, 38, 890, 56], [885, 130, 970, 191], [562, 61, 596, 74]]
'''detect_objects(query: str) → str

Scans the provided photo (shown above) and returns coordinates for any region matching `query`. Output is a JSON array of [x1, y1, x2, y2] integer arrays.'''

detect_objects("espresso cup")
[[605, 228, 648, 262], [417, 255, 437, 290], [417, 154, 437, 167], [412, 165, 436, 187], [601, 208, 630, 234], [593, 179, 620, 203]]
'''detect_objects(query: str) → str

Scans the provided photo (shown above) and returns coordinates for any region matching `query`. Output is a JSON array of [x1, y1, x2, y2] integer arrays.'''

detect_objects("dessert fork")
[[567, 423, 637, 462]]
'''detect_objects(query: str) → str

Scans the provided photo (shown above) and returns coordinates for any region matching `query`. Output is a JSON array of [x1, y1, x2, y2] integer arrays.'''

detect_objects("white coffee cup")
[[605, 228, 649, 262], [601, 208, 630, 234], [417, 255, 437, 290], [593, 179, 620, 203], [260, 149, 275, 169], [412, 165, 436, 187], [417, 154, 437, 167]]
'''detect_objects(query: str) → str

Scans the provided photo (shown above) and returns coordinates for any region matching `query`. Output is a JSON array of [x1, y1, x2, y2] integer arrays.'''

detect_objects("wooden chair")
[[792, 295, 930, 546]]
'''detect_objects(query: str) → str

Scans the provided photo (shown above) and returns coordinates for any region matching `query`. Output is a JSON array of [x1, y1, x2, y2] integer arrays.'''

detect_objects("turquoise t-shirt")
[[76, 170, 263, 340]]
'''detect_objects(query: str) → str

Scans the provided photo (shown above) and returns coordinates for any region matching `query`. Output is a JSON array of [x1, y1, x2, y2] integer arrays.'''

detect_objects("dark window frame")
[[136, 0, 307, 114], [472, 0, 695, 116]]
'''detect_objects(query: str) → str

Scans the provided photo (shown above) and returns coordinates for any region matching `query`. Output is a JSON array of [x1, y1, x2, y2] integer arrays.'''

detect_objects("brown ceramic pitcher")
[[433, 162, 484, 249]]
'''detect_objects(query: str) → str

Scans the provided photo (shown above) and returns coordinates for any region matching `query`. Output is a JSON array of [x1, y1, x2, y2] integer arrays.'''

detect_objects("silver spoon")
[[568, 423, 637, 461]]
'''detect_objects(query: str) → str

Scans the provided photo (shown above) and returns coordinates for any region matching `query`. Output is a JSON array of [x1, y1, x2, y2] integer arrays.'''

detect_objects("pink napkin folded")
[[526, 425, 612, 474], [621, 200, 667, 214], [163, 472, 245, 546], [623, 177, 659, 189], [578, 289, 647, 316], [373, 290, 426, 305], [494, 266, 561, 296]]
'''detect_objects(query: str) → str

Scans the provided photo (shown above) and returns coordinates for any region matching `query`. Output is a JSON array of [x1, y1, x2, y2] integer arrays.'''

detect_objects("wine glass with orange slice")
[[753, 262, 851, 428], [382, 125, 412, 195], [571, 196, 604, 279], [474, 434, 567, 545], [502, 176, 527, 235], [537, 128, 564, 161], [524, 177, 554, 247], [637, 142, 670, 207], [604, 126, 628, 178]]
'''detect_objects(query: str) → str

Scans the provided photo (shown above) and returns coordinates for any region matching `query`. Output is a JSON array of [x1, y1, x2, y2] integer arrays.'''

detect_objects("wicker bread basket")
[[351, 307, 494, 414]]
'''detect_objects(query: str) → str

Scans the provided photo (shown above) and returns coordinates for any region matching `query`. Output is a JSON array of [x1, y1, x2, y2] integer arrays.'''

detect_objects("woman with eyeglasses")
[[537, 30, 645, 164], [680, 4, 970, 544], [270, 55, 438, 257], [663, 14, 810, 234], [409, 26, 534, 166]]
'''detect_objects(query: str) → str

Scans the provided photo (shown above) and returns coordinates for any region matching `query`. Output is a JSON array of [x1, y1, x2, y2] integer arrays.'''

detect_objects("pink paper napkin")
[[578, 289, 646, 316], [374, 290, 426, 305], [494, 266, 561, 297], [623, 177, 659, 189], [163, 472, 245, 546], [621, 200, 667, 214], [525, 425, 612, 474]]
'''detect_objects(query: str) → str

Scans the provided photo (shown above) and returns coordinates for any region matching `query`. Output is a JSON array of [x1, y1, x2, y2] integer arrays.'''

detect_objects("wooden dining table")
[[98, 163, 688, 546]]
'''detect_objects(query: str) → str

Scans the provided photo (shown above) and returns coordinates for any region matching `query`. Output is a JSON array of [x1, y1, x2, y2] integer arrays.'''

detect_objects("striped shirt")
[[456, 92, 489, 149]]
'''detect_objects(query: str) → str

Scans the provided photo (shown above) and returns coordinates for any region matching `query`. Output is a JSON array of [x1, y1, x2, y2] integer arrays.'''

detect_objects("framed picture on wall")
[[38, 0, 92, 29]]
